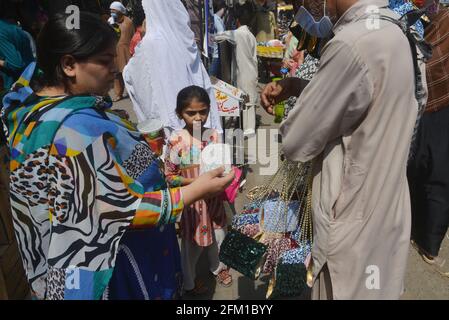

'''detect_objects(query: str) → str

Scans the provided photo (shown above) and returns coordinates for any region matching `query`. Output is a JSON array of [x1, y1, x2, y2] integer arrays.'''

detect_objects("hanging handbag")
[[261, 235, 297, 275], [266, 261, 308, 299], [219, 229, 267, 280], [266, 170, 314, 299], [266, 245, 313, 299], [262, 199, 300, 233], [258, 203, 299, 275], [239, 223, 261, 238], [231, 212, 260, 230]]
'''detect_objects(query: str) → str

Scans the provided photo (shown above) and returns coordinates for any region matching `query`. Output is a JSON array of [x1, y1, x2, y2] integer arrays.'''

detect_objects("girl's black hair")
[[176, 85, 211, 115], [33, 11, 118, 90]]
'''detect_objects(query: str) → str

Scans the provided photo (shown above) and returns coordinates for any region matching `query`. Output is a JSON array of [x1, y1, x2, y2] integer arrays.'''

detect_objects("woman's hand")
[[181, 167, 235, 206], [260, 78, 304, 115]]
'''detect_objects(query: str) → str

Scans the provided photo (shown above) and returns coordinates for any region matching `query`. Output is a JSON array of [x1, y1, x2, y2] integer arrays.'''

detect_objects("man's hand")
[[181, 167, 235, 206], [0, 59, 5, 68], [260, 81, 285, 115], [260, 78, 305, 115]]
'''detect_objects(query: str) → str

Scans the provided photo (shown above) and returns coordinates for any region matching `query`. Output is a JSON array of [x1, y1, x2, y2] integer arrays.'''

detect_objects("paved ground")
[[113, 91, 449, 300]]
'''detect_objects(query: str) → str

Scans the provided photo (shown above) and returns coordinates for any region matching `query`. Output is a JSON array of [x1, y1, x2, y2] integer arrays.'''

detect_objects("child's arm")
[[164, 137, 195, 187], [165, 158, 195, 186]]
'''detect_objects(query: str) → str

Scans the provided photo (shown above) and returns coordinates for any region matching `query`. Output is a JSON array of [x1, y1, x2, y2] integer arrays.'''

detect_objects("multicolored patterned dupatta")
[[0, 63, 184, 300]]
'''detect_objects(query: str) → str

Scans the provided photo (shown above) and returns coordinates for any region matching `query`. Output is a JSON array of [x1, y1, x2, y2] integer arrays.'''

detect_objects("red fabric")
[[222, 167, 243, 204], [129, 26, 143, 56]]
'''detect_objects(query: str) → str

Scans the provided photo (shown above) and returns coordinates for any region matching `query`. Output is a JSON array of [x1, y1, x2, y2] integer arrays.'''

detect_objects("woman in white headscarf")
[[124, 0, 222, 132]]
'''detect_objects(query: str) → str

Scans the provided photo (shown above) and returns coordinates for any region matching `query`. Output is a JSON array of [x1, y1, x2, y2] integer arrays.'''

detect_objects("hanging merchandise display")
[[219, 229, 268, 280], [266, 175, 313, 299], [220, 159, 314, 297]]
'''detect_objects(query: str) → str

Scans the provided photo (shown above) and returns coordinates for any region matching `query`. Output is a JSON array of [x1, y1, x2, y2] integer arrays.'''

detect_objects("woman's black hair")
[[0, 0, 18, 21], [176, 85, 211, 115], [34, 11, 118, 90]]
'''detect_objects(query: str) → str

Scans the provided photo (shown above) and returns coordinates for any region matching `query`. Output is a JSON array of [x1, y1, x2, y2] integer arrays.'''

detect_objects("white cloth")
[[215, 26, 258, 104], [123, 0, 222, 132], [213, 14, 225, 59], [215, 26, 258, 135], [110, 1, 127, 14]]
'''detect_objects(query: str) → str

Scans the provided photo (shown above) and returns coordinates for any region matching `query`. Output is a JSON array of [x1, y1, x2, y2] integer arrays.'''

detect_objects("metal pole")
[[199, 0, 204, 58]]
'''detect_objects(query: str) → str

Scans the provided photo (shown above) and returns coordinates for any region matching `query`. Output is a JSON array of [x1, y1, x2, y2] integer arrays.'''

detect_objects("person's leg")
[[409, 107, 449, 277], [208, 227, 232, 286], [119, 74, 126, 97], [210, 57, 221, 79], [408, 115, 430, 248], [417, 107, 449, 258], [311, 264, 334, 300], [207, 228, 226, 273], [181, 238, 204, 292], [113, 73, 124, 101]]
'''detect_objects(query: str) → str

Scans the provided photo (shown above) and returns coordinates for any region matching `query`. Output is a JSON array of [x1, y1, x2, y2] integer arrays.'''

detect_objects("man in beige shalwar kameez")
[[261, 0, 427, 299]]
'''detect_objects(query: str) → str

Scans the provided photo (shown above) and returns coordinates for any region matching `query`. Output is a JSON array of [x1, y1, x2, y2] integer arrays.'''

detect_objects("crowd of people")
[[0, 0, 448, 301]]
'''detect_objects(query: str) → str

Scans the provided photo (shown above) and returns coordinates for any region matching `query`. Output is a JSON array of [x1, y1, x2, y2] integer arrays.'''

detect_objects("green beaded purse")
[[266, 262, 308, 299], [219, 229, 268, 280]]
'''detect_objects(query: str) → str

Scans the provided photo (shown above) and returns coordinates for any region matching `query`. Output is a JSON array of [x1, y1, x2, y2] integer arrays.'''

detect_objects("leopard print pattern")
[[122, 143, 157, 179], [46, 266, 66, 300], [10, 150, 74, 216], [10, 149, 50, 208]]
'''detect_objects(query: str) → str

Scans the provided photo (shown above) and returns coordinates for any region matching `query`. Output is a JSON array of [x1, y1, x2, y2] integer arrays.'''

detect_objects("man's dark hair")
[[232, 2, 256, 32], [213, 0, 227, 12]]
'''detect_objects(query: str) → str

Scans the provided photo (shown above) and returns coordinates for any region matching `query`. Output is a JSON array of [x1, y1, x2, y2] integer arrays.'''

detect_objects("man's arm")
[[281, 40, 374, 162], [260, 77, 309, 114]]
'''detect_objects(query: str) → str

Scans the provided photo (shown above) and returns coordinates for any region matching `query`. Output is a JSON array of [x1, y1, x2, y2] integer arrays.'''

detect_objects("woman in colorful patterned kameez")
[[0, 12, 234, 300]]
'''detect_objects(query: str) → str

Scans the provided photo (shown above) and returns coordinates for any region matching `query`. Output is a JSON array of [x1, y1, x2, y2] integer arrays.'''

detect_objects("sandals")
[[411, 240, 449, 278], [216, 269, 233, 287]]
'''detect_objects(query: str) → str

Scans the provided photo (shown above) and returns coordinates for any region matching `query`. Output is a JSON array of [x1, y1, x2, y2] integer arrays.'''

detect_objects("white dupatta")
[[123, 0, 222, 131]]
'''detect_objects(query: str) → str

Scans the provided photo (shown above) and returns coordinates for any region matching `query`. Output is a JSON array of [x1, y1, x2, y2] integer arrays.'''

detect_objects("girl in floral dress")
[[165, 85, 232, 295]]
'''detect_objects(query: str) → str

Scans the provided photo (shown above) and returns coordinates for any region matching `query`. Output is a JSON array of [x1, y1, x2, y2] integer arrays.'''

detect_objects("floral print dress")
[[165, 129, 227, 247]]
